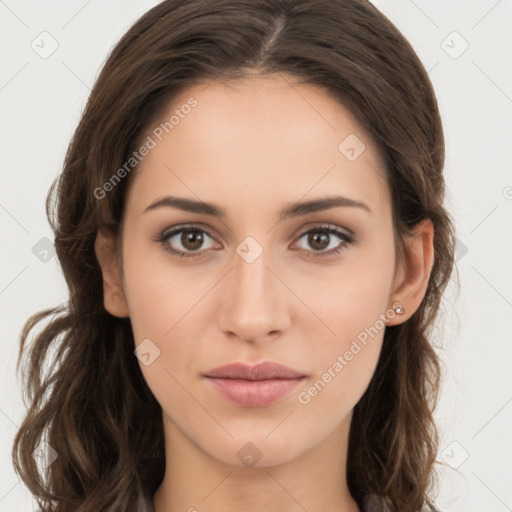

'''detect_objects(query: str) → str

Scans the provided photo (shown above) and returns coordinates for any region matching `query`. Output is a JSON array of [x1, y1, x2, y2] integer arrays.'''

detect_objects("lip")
[[203, 362, 306, 407], [204, 361, 305, 380]]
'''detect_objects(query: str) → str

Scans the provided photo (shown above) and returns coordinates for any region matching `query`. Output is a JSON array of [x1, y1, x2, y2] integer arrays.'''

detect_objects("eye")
[[293, 225, 354, 258], [156, 225, 218, 258], [155, 223, 354, 259]]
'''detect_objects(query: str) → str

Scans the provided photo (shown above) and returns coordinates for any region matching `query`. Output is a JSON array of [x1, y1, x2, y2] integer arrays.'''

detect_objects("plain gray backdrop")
[[1, 1, 511, 510]]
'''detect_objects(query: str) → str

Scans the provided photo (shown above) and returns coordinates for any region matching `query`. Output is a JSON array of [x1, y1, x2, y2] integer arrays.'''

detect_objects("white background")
[[1, 1, 511, 510]]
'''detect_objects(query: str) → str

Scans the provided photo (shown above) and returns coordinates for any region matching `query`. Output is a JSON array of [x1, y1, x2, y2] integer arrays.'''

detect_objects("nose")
[[217, 243, 291, 343]]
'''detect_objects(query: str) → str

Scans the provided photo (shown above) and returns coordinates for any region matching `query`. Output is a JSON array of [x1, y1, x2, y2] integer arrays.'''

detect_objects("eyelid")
[[291, 222, 354, 241], [156, 223, 220, 252], [155, 222, 354, 258], [291, 224, 354, 256], [160, 223, 217, 240]]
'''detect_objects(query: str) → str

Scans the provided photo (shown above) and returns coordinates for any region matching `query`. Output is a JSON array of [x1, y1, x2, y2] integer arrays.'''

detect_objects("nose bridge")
[[218, 237, 288, 339], [231, 240, 273, 313]]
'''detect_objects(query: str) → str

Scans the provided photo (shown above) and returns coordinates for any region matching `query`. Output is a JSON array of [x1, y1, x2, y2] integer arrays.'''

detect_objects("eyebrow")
[[143, 194, 371, 220]]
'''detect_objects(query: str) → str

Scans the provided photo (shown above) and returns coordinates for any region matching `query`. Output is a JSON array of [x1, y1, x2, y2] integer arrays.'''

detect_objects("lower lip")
[[205, 377, 304, 407]]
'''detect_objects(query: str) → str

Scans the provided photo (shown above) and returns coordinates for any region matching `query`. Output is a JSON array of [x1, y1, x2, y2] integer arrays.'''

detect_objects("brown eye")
[[158, 226, 217, 257], [307, 231, 330, 251], [294, 226, 354, 258], [180, 229, 205, 251]]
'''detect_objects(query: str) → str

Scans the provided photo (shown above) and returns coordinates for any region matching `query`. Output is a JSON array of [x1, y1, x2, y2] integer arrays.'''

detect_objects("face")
[[107, 74, 402, 468]]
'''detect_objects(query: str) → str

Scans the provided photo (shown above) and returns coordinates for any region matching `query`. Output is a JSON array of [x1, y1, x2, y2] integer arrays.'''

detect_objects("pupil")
[[182, 230, 203, 250], [309, 231, 329, 250], [179, 230, 332, 252]]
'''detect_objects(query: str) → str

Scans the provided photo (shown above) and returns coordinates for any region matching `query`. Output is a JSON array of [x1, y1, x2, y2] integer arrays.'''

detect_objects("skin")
[[95, 73, 434, 512]]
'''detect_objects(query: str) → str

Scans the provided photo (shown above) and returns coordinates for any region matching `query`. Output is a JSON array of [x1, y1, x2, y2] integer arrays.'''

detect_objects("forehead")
[[126, 74, 390, 219]]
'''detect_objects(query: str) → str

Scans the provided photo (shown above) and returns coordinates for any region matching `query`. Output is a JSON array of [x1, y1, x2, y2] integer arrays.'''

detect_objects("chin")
[[203, 430, 312, 469]]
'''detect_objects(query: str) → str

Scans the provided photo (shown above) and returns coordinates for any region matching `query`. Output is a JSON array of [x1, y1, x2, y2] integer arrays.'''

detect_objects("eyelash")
[[154, 223, 354, 259]]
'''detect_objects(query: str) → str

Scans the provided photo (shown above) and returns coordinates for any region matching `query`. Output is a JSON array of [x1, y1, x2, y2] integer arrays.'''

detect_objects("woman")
[[12, 1, 456, 511]]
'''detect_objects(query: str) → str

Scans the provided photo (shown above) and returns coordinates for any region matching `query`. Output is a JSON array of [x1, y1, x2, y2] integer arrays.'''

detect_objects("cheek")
[[304, 233, 395, 341], [296, 294, 386, 421], [295, 235, 395, 407], [121, 240, 210, 390], [121, 237, 204, 340]]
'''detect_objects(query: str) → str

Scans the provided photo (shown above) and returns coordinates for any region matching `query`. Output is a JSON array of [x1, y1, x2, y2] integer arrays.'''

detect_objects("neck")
[[153, 411, 361, 512]]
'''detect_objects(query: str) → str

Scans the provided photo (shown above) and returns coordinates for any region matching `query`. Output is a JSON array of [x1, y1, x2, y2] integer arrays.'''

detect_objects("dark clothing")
[[145, 494, 440, 511]]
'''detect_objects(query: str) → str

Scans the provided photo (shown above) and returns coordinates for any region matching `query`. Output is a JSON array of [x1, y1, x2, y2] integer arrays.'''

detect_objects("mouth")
[[203, 361, 307, 407], [204, 376, 306, 407]]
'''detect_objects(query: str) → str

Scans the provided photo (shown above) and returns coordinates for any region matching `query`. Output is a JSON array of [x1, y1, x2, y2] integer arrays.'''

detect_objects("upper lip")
[[204, 362, 305, 380]]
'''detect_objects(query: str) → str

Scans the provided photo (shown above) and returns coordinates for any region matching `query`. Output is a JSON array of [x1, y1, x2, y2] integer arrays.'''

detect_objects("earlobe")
[[387, 218, 434, 326], [94, 231, 130, 318]]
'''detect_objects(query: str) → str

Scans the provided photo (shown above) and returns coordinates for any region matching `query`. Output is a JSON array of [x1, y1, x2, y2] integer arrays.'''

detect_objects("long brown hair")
[[12, 1, 456, 511]]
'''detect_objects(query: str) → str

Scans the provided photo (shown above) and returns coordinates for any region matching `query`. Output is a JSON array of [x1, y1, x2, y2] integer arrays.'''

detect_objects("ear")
[[387, 218, 435, 326], [94, 230, 130, 318]]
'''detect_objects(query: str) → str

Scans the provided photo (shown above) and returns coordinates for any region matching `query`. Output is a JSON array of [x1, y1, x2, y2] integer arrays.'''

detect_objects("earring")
[[393, 304, 405, 315]]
